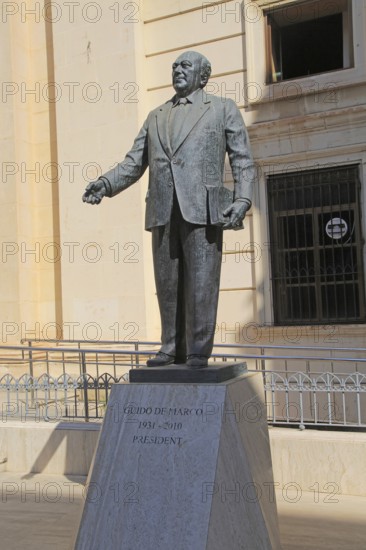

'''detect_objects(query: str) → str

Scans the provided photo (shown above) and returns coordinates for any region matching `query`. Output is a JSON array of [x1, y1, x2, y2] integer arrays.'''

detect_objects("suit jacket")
[[101, 91, 255, 230]]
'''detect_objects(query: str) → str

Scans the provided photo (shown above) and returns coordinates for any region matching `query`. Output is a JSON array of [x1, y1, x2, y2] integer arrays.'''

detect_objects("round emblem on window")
[[325, 217, 348, 239]]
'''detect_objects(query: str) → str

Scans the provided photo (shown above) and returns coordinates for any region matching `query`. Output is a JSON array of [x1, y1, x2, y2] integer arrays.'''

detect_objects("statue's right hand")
[[82, 180, 107, 205]]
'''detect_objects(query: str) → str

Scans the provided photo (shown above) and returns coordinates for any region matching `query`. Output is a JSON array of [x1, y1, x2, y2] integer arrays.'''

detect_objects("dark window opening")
[[266, 0, 353, 83], [268, 165, 365, 325], [281, 14, 343, 79]]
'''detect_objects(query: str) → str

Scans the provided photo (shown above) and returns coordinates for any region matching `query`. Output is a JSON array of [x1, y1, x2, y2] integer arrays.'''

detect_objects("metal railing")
[[0, 339, 364, 428], [263, 370, 366, 428], [0, 373, 127, 422]]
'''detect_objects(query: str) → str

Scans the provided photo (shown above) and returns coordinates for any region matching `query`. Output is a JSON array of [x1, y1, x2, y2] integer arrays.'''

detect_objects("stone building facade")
[[1, 0, 365, 356]]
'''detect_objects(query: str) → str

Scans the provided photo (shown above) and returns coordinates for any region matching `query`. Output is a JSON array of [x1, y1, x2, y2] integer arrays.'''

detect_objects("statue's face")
[[172, 52, 203, 97]]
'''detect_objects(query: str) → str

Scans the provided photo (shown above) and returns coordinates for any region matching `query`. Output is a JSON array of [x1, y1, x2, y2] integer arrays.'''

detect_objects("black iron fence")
[[0, 340, 364, 428]]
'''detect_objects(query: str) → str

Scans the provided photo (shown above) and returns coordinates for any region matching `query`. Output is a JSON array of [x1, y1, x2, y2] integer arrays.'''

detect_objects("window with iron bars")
[[268, 165, 365, 324]]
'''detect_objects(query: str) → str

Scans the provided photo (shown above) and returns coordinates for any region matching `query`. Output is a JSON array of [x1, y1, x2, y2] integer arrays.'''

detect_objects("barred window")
[[268, 165, 365, 325]]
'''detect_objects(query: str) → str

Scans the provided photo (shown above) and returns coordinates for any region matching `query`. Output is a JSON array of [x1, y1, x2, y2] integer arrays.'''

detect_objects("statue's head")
[[172, 51, 211, 97]]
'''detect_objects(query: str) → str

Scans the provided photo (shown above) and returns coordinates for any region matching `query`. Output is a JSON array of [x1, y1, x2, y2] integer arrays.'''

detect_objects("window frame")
[[265, 1, 354, 84], [243, 0, 366, 105], [267, 164, 366, 325]]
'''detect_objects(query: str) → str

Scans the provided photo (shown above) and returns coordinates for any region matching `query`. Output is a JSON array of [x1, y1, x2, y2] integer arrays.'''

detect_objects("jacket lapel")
[[171, 92, 211, 155], [156, 92, 212, 158], [156, 100, 174, 158]]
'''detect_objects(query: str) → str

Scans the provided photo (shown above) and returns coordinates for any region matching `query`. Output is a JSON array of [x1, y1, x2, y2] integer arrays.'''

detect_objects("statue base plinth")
[[129, 361, 247, 383], [73, 370, 281, 550]]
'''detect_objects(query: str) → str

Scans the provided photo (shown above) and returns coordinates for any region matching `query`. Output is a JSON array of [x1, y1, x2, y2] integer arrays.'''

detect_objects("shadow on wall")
[[20, 422, 100, 480]]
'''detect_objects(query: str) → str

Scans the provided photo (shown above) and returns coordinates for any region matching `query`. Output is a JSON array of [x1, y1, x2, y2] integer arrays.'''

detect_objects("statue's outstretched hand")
[[223, 200, 250, 230], [82, 180, 107, 205]]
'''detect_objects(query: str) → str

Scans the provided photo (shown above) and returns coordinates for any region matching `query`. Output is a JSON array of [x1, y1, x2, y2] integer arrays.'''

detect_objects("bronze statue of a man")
[[83, 51, 255, 369]]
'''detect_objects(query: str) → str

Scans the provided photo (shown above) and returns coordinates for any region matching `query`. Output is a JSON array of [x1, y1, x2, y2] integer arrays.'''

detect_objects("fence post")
[[135, 343, 139, 368], [81, 352, 89, 422], [28, 342, 35, 407]]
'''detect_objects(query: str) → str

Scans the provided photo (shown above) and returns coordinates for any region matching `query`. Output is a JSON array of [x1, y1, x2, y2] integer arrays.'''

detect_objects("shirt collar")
[[172, 88, 201, 106]]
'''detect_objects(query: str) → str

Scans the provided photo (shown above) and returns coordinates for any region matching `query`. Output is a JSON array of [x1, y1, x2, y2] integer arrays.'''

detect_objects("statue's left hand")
[[223, 201, 250, 229]]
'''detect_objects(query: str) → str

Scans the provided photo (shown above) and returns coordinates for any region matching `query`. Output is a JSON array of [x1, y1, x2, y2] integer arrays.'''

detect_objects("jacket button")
[[172, 157, 177, 164]]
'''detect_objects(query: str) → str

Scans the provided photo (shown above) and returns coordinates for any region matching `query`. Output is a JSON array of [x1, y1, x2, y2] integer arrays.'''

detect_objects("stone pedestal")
[[73, 369, 281, 549]]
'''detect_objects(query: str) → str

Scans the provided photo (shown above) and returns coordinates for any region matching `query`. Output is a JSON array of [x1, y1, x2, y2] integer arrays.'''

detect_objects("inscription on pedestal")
[[123, 405, 207, 446], [116, 403, 206, 447]]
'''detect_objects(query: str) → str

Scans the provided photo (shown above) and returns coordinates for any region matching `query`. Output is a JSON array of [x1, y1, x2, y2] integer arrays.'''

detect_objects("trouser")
[[151, 194, 223, 359]]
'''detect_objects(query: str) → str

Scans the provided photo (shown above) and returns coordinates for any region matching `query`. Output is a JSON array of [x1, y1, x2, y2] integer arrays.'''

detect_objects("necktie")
[[169, 98, 189, 151]]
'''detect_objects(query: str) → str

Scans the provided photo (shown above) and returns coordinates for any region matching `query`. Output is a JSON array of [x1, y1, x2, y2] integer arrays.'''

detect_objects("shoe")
[[146, 352, 175, 367], [186, 355, 208, 369]]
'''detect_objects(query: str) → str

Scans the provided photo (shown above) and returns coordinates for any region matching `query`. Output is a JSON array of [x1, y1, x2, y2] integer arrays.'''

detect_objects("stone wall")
[[1, 0, 365, 355], [1, 421, 364, 498]]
